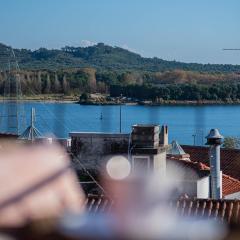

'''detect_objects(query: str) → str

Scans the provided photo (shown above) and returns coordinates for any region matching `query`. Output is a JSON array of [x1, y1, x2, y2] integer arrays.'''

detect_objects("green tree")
[[43, 74, 51, 94], [62, 75, 70, 94], [53, 74, 61, 93], [223, 137, 240, 149], [79, 92, 90, 102]]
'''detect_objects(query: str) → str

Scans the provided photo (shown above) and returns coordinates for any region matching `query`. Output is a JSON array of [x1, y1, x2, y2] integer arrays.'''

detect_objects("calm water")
[[0, 102, 239, 145]]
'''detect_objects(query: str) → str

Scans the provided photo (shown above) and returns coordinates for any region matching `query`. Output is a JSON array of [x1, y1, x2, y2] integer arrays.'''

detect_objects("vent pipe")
[[205, 129, 223, 199]]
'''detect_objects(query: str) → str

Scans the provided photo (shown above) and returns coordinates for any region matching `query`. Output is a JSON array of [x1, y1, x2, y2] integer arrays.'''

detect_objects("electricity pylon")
[[0, 47, 26, 135]]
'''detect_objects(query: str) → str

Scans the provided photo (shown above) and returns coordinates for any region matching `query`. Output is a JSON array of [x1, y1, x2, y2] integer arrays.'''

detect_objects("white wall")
[[153, 152, 166, 178], [197, 176, 210, 198], [70, 133, 129, 170], [166, 160, 211, 198]]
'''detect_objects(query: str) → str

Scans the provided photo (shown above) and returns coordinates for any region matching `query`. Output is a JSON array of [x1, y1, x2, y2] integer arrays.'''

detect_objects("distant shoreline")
[[1, 96, 240, 106], [0, 95, 78, 104], [78, 99, 240, 106]]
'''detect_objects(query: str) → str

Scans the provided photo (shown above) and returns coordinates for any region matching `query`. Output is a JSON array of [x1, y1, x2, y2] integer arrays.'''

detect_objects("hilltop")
[[0, 42, 240, 73]]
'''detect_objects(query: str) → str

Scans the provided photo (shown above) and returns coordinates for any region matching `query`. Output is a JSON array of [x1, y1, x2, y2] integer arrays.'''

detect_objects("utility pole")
[[31, 108, 35, 143], [120, 104, 122, 133], [119, 94, 122, 133]]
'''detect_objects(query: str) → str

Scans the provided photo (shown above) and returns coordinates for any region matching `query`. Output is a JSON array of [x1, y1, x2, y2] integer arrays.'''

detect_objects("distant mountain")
[[0, 42, 240, 73]]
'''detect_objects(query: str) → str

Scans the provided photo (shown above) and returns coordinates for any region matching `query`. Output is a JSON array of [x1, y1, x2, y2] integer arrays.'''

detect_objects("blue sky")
[[0, 0, 240, 64]]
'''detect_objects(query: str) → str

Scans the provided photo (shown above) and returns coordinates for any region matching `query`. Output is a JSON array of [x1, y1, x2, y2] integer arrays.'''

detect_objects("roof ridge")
[[192, 161, 240, 183], [171, 158, 240, 181], [168, 158, 210, 170]]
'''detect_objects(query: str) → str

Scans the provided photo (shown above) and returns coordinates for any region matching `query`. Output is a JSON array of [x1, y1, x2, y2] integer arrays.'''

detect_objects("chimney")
[[205, 129, 224, 199], [131, 124, 160, 149], [159, 125, 168, 146], [131, 124, 168, 177]]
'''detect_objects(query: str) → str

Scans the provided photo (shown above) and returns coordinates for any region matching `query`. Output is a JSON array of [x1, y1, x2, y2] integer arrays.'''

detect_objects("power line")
[[71, 154, 111, 198], [0, 47, 26, 134], [0, 48, 111, 197], [24, 89, 110, 196]]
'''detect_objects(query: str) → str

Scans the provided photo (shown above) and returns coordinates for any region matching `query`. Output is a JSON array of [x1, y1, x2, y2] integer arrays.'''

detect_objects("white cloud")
[[80, 40, 97, 48]]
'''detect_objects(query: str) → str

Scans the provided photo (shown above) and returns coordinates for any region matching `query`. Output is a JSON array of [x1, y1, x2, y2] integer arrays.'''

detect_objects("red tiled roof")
[[85, 194, 240, 225], [182, 145, 240, 181], [84, 194, 113, 213], [167, 158, 240, 197], [172, 198, 240, 225], [167, 157, 210, 179], [2, 197, 240, 238], [223, 175, 240, 196]]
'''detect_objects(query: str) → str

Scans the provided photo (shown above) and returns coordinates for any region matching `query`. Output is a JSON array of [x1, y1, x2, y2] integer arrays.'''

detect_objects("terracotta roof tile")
[[172, 198, 240, 224], [222, 174, 240, 196], [84, 194, 113, 213], [167, 157, 210, 179], [167, 158, 240, 197], [182, 145, 240, 181], [85, 194, 240, 225]]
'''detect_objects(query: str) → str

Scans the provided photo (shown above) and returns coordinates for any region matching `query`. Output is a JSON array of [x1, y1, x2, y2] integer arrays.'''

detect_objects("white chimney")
[[206, 129, 224, 199]]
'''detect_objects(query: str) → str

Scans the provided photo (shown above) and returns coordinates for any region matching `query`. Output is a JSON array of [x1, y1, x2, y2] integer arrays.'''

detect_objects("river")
[[0, 102, 239, 145]]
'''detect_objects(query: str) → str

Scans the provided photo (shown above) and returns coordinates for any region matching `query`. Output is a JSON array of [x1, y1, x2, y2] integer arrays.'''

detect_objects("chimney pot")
[[206, 129, 223, 199], [206, 129, 223, 145]]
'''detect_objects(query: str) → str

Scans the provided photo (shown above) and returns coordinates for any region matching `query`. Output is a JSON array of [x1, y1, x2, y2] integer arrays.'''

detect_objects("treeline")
[[110, 83, 240, 102], [0, 68, 108, 95], [98, 69, 240, 86], [1, 65, 240, 100]]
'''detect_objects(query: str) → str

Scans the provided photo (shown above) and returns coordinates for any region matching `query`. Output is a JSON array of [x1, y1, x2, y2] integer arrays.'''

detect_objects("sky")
[[0, 0, 240, 64]]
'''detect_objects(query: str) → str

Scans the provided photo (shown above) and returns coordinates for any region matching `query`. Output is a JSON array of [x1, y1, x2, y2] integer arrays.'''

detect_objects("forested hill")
[[0, 42, 240, 73], [2, 42, 240, 102]]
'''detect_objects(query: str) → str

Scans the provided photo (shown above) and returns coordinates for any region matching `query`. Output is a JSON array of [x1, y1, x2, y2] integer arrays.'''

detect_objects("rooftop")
[[132, 124, 160, 127], [167, 158, 240, 197], [69, 132, 129, 138], [182, 145, 240, 181], [84, 194, 240, 226]]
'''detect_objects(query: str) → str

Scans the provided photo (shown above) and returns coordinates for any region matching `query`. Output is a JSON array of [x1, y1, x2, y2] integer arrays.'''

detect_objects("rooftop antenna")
[[19, 108, 41, 142]]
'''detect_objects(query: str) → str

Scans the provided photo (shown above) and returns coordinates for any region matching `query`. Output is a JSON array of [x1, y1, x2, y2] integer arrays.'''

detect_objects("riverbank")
[[0, 94, 79, 103], [3, 94, 240, 105], [149, 99, 240, 106], [78, 99, 240, 106]]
